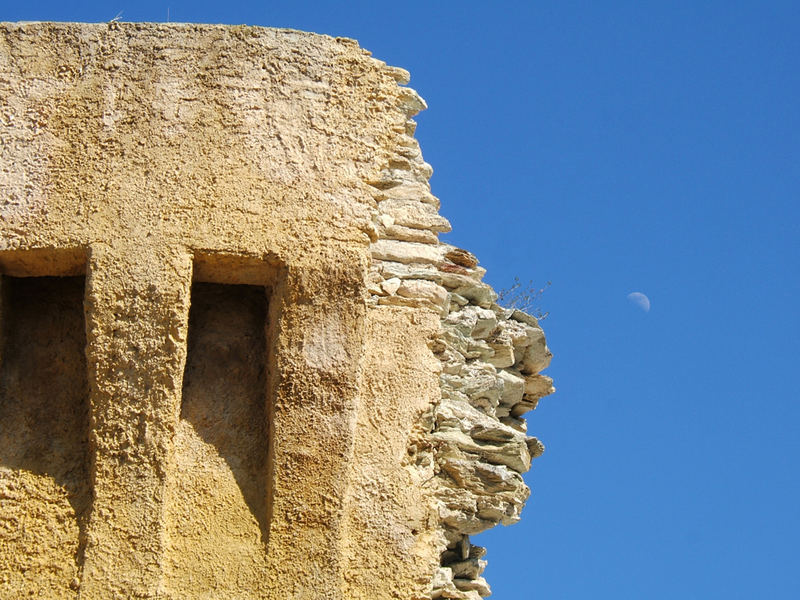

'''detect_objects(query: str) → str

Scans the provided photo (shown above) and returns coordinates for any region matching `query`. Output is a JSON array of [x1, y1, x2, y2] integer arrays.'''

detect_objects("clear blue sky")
[[4, 1, 799, 598]]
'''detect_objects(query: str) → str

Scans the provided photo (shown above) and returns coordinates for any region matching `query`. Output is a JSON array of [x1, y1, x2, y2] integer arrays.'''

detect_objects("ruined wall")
[[0, 22, 553, 600], [361, 92, 554, 599]]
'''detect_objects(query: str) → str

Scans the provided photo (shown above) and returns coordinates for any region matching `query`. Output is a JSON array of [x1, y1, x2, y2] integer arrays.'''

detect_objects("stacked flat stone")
[[365, 64, 555, 600]]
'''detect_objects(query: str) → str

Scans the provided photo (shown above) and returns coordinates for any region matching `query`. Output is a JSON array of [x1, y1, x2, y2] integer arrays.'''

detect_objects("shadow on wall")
[[0, 276, 91, 590], [176, 282, 269, 539], [0, 276, 271, 595]]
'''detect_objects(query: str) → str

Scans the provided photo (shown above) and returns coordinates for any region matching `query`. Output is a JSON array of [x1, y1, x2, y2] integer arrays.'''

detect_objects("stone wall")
[[363, 78, 555, 599], [0, 22, 553, 599]]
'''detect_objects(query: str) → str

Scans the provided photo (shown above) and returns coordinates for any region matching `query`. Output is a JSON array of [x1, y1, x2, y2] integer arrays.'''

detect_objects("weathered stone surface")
[[0, 21, 449, 600], [371, 166, 430, 189], [428, 263, 554, 599], [371, 239, 444, 264], [433, 400, 531, 473], [380, 277, 402, 295], [524, 374, 556, 399], [397, 86, 428, 115], [379, 222, 440, 243], [519, 327, 553, 374], [526, 437, 546, 459], [450, 282, 497, 308], [0, 20, 555, 600], [511, 399, 540, 417], [375, 181, 441, 207], [469, 307, 498, 340], [438, 269, 489, 289], [454, 576, 491, 597], [498, 370, 525, 407], [440, 540, 486, 565], [444, 308, 480, 337], [397, 279, 449, 308], [466, 339, 494, 362], [477, 491, 530, 525], [379, 198, 452, 232], [500, 416, 527, 433], [450, 293, 469, 307], [449, 558, 487, 580], [383, 65, 411, 84], [377, 259, 441, 282], [444, 247, 479, 268], [439, 347, 467, 375], [431, 568, 457, 599], [494, 318, 532, 347], [439, 457, 523, 495], [377, 294, 441, 312], [487, 341, 515, 368]]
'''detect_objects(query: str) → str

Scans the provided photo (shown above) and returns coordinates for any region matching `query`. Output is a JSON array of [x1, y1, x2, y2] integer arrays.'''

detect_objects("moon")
[[627, 292, 650, 312]]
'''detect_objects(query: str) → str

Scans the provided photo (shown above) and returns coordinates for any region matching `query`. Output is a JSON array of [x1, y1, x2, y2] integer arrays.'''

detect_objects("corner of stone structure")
[[363, 67, 555, 599]]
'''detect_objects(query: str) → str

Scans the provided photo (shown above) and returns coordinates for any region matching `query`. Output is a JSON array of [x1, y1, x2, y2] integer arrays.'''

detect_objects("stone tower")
[[0, 22, 554, 599]]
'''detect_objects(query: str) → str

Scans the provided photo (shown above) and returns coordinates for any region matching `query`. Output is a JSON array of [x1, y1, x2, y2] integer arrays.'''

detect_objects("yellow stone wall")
[[0, 22, 553, 600]]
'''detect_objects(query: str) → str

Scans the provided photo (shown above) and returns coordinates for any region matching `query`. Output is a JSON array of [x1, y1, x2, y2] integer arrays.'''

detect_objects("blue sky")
[[3, 1, 799, 598]]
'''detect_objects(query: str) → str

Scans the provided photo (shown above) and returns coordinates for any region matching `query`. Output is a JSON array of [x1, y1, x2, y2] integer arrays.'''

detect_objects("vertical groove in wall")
[[162, 282, 270, 598], [0, 275, 90, 598]]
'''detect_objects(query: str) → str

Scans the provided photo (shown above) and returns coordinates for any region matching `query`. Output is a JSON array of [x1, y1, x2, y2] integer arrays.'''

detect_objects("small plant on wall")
[[497, 278, 551, 320]]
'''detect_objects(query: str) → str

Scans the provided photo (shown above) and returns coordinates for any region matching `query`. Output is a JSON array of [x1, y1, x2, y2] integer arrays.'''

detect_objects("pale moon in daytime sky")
[[627, 292, 650, 312]]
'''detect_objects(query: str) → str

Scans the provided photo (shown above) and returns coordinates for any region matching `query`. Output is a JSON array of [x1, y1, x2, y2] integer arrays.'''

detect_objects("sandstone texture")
[[0, 22, 554, 599]]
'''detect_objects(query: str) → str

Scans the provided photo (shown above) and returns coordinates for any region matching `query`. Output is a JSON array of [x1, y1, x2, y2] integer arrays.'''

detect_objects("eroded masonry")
[[0, 22, 554, 599]]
